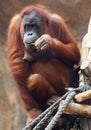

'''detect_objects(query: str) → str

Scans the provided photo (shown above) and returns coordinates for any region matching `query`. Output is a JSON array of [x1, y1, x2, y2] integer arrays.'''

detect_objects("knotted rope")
[[22, 85, 88, 130]]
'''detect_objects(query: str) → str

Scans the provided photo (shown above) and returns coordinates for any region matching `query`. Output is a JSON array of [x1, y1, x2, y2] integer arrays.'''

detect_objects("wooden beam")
[[75, 90, 91, 102], [59, 100, 91, 118]]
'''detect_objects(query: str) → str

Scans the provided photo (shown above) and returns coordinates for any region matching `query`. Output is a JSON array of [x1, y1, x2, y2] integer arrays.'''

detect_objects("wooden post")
[[75, 90, 91, 102], [59, 100, 91, 118]]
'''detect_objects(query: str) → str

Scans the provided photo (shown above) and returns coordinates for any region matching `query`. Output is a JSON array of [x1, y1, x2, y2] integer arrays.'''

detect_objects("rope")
[[45, 91, 76, 130], [22, 85, 88, 130], [22, 90, 72, 130]]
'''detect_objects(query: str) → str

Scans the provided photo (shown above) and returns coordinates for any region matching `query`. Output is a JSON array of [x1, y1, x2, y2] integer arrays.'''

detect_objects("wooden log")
[[59, 100, 91, 118], [75, 90, 91, 102]]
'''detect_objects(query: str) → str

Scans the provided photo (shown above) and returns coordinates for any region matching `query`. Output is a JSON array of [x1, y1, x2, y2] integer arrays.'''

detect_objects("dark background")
[[0, 0, 91, 129]]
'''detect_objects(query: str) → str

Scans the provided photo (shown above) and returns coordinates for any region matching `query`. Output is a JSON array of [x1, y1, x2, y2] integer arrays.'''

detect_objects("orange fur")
[[7, 4, 80, 121]]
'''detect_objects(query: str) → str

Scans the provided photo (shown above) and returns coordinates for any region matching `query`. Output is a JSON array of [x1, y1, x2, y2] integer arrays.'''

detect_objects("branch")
[[75, 90, 91, 102], [60, 100, 91, 118]]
